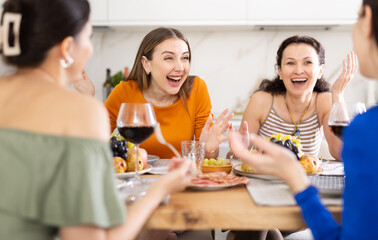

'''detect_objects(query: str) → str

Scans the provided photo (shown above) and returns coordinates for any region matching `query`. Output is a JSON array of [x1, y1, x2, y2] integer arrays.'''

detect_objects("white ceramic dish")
[[147, 155, 159, 163], [117, 164, 152, 178], [233, 164, 282, 182]]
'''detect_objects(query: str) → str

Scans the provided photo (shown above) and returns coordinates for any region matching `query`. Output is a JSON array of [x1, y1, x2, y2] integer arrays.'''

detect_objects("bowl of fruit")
[[201, 158, 233, 174]]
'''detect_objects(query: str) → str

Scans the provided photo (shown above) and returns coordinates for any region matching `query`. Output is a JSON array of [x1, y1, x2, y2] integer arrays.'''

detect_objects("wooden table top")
[[144, 184, 341, 230]]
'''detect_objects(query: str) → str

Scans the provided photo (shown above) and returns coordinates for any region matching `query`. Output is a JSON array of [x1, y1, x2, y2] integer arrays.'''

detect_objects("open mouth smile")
[[167, 76, 182, 87], [291, 78, 308, 85]]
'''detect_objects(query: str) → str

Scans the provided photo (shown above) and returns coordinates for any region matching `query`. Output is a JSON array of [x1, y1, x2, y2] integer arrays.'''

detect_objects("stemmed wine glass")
[[117, 103, 157, 185], [328, 102, 366, 139]]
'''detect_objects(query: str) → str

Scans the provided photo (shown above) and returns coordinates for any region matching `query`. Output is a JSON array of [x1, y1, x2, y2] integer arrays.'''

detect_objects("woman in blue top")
[[229, 0, 378, 239], [0, 0, 193, 240]]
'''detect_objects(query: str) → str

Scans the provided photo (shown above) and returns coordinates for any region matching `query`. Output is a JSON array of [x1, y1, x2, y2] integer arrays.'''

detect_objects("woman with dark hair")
[[236, 35, 357, 159], [229, 0, 378, 238], [105, 27, 232, 159], [0, 1, 193, 239]]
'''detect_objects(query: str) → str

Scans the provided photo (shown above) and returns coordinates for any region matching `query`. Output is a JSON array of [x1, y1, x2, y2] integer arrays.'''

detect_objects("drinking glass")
[[181, 140, 205, 172], [117, 103, 157, 185], [328, 102, 366, 139]]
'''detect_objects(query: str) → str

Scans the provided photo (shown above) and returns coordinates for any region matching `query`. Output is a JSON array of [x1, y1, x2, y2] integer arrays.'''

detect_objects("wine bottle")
[[124, 66, 129, 81], [103, 68, 112, 102]]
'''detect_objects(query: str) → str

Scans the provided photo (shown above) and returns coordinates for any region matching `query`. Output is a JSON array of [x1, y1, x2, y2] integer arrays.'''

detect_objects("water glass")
[[181, 140, 205, 171]]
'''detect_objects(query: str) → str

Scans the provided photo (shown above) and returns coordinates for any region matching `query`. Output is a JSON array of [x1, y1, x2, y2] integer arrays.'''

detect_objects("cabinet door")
[[88, 0, 107, 23], [247, 0, 362, 25], [109, 0, 247, 24]]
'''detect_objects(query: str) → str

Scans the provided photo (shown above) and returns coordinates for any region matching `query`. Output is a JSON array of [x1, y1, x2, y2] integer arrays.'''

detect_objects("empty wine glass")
[[328, 102, 366, 139], [117, 103, 157, 185]]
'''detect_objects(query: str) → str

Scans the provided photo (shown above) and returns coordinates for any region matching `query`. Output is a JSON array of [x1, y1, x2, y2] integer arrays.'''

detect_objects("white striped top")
[[258, 108, 322, 156]]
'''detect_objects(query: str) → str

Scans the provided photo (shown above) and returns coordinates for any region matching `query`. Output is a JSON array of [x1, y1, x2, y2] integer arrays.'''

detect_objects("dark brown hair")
[[1, 0, 90, 67], [362, 0, 378, 46], [256, 35, 330, 94], [127, 27, 195, 104]]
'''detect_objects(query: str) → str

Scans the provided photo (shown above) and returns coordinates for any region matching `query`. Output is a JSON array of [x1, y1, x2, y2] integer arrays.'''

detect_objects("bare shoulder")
[[242, 91, 273, 126], [246, 91, 273, 111], [59, 90, 110, 141], [316, 92, 332, 112]]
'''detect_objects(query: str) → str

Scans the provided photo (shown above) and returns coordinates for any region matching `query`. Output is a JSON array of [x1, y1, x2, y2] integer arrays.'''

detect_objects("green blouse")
[[0, 128, 126, 240]]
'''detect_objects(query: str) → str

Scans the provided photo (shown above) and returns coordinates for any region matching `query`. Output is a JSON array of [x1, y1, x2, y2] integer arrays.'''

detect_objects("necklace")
[[284, 95, 312, 137]]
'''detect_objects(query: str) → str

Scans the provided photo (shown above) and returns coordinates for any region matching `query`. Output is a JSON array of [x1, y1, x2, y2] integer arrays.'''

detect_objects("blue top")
[[295, 105, 378, 240]]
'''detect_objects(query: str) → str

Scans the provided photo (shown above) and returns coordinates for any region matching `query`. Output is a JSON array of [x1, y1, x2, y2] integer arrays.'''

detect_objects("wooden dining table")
[[143, 183, 342, 230]]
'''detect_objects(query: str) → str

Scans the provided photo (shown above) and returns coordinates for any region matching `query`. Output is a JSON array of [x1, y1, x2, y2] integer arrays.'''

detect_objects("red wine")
[[118, 126, 154, 144], [329, 123, 348, 138]]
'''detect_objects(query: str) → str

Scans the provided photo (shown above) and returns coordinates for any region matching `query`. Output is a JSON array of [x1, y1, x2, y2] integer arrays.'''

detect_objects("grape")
[[275, 140, 284, 146], [111, 142, 118, 151], [270, 137, 277, 143], [284, 139, 294, 150], [292, 146, 299, 154], [109, 134, 129, 158]]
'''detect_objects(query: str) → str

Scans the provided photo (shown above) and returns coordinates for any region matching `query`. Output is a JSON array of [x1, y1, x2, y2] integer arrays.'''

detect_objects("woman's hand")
[[158, 158, 194, 194], [73, 70, 95, 96], [229, 130, 309, 194], [200, 108, 234, 157], [330, 51, 358, 103]]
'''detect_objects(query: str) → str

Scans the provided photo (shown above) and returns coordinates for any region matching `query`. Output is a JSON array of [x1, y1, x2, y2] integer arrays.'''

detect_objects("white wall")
[[0, 27, 376, 116], [85, 27, 376, 116]]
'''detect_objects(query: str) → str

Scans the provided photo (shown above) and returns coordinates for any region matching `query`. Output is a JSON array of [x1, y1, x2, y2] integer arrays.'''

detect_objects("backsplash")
[[1, 27, 376, 116]]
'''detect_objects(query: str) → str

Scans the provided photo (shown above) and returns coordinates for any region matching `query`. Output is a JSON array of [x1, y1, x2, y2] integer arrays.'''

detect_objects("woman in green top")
[[0, 0, 193, 240]]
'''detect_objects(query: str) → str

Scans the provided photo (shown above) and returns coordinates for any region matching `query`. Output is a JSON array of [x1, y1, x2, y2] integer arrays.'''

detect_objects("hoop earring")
[[60, 56, 74, 68]]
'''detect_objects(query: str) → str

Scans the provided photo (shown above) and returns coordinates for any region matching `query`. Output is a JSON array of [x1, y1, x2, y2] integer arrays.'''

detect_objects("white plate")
[[117, 164, 152, 178], [233, 164, 282, 182], [147, 155, 159, 163], [116, 179, 127, 189], [188, 182, 243, 191]]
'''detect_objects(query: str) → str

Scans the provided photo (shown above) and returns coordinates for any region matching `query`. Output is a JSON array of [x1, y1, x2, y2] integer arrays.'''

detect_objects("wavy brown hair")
[[127, 27, 195, 105], [256, 35, 330, 94]]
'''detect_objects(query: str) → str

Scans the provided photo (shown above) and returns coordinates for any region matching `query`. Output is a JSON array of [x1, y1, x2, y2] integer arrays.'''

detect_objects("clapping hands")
[[200, 108, 234, 157]]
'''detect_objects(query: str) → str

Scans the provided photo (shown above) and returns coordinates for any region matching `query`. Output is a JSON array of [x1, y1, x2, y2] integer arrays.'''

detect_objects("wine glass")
[[117, 103, 157, 185], [328, 102, 366, 139]]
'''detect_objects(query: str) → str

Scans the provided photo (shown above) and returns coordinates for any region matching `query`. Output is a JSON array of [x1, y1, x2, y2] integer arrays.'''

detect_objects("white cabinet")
[[108, 0, 248, 25], [90, 0, 362, 27], [88, 0, 108, 24], [247, 0, 362, 25]]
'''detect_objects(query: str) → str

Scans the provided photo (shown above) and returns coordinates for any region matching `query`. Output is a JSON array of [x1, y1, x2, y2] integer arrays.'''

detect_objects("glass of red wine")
[[117, 103, 156, 185], [328, 102, 366, 139]]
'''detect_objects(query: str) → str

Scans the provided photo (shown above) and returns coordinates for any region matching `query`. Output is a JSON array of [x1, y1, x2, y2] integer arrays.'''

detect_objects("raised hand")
[[331, 51, 358, 103], [73, 70, 95, 96], [200, 108, 234, 156]]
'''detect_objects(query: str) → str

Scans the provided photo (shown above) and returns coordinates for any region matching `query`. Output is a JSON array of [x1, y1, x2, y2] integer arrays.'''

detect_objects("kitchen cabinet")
[[88, 0, 107, 24], [107, 0, 248, 26], [91, 0, 362, 27], [247, 0, 362, 25]]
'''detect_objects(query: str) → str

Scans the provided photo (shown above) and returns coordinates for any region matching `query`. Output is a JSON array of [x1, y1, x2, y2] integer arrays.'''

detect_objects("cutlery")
[[154, 123, 182, 158]]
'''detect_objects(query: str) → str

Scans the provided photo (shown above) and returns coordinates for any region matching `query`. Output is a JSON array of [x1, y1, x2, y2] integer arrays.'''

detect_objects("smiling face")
[[142, 38, 190, 96], [278, 43, 324, 97]]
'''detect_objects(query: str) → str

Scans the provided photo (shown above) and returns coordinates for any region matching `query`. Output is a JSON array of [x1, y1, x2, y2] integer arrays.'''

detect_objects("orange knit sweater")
[[104, 77, 212, 158]]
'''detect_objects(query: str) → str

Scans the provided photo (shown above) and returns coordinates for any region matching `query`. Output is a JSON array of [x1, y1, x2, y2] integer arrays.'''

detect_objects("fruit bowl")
[[201, 163, 233, 174]]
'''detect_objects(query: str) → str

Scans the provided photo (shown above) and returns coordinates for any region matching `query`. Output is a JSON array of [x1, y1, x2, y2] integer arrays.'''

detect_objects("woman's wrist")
[[283, 165, 311, 195]]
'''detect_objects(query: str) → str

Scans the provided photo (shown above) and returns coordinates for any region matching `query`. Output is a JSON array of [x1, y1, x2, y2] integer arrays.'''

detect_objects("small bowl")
[[201, 163, 233, 174]]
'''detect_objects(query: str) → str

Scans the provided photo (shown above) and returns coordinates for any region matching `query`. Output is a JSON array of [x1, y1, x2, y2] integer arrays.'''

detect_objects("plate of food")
[[147, 155, 159, 163], [233, 164, 282, 182], [117, 164, 153, 178], [188, 171, 250, 190]]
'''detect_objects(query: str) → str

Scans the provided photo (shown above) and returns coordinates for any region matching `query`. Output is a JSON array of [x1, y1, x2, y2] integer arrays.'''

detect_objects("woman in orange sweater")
[[105, 27, 232, 159]]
